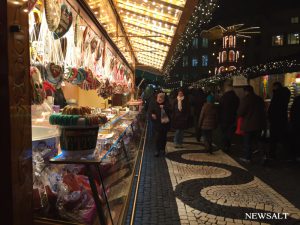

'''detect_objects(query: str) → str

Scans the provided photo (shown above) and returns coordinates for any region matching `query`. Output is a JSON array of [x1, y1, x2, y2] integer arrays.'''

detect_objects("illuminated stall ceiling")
[[88, 0, 187, 70]]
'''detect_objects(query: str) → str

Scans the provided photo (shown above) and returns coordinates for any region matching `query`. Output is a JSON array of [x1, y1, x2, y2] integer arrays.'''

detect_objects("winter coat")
[[219, 90, 240, 127], [238, 93, 266, 132], [290, 95, 300, 131], [198, 103, 218, 130], [268, 87, 291, 127], [172, 98, 190, 129], [148, 100, 171, 131]]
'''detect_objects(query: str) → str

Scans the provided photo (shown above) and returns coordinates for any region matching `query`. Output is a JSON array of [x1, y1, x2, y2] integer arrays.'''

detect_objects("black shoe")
[[239, 157, 251, 163]]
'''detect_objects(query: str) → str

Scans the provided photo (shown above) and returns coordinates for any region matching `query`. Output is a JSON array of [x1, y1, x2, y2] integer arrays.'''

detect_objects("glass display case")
[[33, 110, 146, 225]]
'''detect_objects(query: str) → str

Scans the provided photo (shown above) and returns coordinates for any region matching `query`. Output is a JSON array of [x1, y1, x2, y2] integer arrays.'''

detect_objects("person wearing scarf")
[[172, 89, 190, 148], [148, 92, 171, 157]]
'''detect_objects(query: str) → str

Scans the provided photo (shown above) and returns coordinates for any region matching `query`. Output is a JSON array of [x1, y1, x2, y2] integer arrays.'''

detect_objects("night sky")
[[211, 0, 300, 25]]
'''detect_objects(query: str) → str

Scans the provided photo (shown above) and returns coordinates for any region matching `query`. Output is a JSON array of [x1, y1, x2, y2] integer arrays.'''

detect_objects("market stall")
[[28, 1, 145, 224]]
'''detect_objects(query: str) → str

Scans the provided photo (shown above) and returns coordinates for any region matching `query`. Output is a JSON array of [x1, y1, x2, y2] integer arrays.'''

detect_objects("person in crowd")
[[238, 85, 266, 163], [267, 82, 291, 159], [148, 92, 171, 157], [219, 81, 240, 152], [172, 89, 190, 148], [289, 95, 300, 161], [198, 94, 218, 154], [192, 89, 207, 142]]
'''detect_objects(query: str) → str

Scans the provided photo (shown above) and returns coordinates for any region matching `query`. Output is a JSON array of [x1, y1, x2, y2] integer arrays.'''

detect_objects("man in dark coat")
[[219, 83, 240, 152], [172, 89, 190, 148], [148, 92, 171, 157], [289, 95, 300, 161], [238, 85, 266, 162], [192, 89, 206, 142], [267, 82, 291, 159]]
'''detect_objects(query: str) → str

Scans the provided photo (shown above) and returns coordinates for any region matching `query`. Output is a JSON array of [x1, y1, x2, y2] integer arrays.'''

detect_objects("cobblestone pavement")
[[133, 130, 300, 225]]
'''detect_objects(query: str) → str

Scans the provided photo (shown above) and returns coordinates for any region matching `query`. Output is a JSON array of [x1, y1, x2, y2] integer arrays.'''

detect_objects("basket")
[[59, 125, 99, 156]]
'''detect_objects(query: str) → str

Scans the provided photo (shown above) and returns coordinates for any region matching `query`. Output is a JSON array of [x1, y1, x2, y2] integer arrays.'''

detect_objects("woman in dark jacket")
[[172, 89, 190, 148], [148, 92, 171, 157]]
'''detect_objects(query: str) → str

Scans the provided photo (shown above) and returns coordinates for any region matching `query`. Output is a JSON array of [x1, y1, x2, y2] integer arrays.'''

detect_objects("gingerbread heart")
[[53, 4, 73, 40], [90, 37, 98, 53], [45, 0, 61, 32], [49, 63, 63, 78]]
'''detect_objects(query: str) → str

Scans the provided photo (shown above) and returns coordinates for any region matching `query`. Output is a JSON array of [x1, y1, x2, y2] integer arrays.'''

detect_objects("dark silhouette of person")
[[267, 82, 291, 159], [238, 85, 266, 162], [219, 82, 240, 152]]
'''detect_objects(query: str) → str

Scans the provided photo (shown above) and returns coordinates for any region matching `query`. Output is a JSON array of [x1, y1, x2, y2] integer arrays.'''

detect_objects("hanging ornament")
[[44, 0, 61, 32], [30, 66, 46, 105], [53, 4, 73, 39]]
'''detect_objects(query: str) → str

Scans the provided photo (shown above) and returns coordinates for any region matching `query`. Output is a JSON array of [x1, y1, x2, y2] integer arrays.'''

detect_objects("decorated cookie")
[[30, 66, 46, 105], [53, 4, 73, 40], [45, 0, 61, 32]]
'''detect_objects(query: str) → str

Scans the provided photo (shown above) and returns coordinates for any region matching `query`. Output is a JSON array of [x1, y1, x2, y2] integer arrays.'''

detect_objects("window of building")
[[192, 38, 198, 48], [202, 55, 208, 67], [222, 51, 227, 62], [202, 38, 208, 48], [272, 35, 284, 46], [192, 57, 198, 67], [291, 17, 299, 24], [223, 36, 228, 48], [218, 66, 225, 74], [182, 56, 188, 67], [236, 51, 240, 62], [229, 35, 234, 47], [229, 50, 235, 62], [288, 33, 300, 45]]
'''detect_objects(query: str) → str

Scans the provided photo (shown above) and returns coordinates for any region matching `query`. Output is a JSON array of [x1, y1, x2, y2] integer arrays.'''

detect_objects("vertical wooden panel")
[[0, 0, 13, 223], [0, 1, 32, 225]]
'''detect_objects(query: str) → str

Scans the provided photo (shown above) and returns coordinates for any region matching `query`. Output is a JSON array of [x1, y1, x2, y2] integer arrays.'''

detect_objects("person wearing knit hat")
[[198, 94, 218, 154], [148, 92, 171, 157]]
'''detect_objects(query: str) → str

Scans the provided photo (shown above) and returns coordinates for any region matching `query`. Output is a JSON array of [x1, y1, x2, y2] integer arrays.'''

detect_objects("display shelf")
[[49, 118, 133, 165]]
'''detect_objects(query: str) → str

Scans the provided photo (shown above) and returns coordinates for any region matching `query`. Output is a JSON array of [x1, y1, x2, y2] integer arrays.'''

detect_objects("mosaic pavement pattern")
[[133, 130, 300, 225], [166, 134, 300, 225]]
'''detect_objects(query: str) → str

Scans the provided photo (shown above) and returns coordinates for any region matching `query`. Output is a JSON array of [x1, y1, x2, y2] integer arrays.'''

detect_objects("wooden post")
[[0, 1, 32, 225]]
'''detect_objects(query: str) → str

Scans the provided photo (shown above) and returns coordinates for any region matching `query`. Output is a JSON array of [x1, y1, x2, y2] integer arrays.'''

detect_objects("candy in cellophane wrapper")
[[56, 173, 103, 224]]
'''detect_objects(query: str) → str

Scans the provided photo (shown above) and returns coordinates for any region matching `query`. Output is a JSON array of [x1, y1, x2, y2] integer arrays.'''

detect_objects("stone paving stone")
[[131, 129, 300, 225], [188, 221, 198, 225]]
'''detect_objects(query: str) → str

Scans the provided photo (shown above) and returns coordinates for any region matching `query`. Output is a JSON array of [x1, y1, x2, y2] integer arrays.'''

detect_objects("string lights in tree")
[[163, 60, 300, 89], [163, 0, 219, 78], [191, 60, 300, 88]]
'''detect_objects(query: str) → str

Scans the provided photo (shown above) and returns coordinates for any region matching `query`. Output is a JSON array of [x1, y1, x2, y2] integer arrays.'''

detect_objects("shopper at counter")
[[238, 85, 266, 163], [268, 82, 291, 159], [219, 82, 240, 152], [172, 89, 190, 148], [148, 92, 171, 157]]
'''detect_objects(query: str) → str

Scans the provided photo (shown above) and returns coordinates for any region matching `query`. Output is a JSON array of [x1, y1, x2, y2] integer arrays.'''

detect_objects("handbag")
[[235, 117, 245, 136], [161, 108, 170, 124]]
